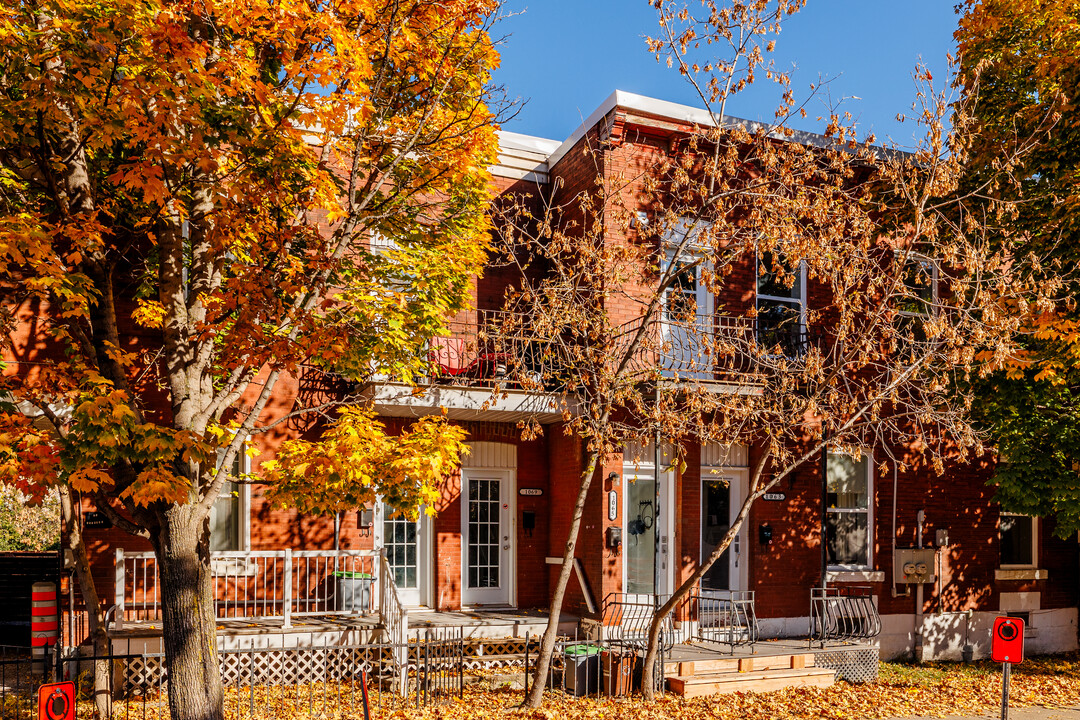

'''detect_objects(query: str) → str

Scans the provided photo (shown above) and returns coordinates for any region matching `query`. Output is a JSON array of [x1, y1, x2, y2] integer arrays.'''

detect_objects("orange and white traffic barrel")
[[31, 581, 58, 674]]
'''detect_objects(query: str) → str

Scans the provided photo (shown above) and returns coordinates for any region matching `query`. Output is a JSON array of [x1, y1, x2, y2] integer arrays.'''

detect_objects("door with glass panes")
[[623, 468, 674, 596], [460, 469, 513, 606], [700, 469, 747, 592], [378, 503, 430, 607]]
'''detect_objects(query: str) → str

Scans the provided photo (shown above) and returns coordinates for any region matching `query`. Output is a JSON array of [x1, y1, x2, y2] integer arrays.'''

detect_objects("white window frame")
[[755, 252, 807, 353], [210, 440, 252, 554], [825, 451, 874, 571], [999, 512, 1038, 569]]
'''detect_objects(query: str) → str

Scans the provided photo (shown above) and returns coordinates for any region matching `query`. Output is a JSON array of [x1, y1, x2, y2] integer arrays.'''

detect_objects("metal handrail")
[[690, 589, 759, 651], [599, 592, 677, 651], [809, 586, 881, 645]]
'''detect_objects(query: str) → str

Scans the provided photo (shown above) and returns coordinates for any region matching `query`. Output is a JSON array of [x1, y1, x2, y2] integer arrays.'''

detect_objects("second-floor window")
[[662, 258, 699, 322], [894, 254, 939, 356], [756, 252, 806, 356]]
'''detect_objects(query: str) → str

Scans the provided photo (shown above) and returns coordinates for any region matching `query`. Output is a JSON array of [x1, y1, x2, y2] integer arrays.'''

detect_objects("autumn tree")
[[492, 0, 1055, 705], [956, 0, 1080, 536], [0, 1, 502, 719]]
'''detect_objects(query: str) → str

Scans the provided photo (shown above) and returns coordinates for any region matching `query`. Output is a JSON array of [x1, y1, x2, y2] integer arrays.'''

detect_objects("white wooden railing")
[[112, 548, 379, 629], [377, 549, 409, 696]]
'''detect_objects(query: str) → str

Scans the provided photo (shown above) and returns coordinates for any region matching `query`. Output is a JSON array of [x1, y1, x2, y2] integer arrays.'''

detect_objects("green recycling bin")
[[563, 644, 602, 696], [333, 571, 373, 613]]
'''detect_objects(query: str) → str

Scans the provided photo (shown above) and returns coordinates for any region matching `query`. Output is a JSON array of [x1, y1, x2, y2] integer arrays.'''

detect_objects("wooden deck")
[[108, 608, 576, 649], [663, 639, 878, 696]]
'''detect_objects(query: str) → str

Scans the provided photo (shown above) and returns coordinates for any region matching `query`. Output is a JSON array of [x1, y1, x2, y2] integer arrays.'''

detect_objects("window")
[[825, 453, 872, 568], [897, 255, 938, 316], [894, 254, 939, 354], [756, 251, 805, 356], [1000, 513, 1037, 567], [382, 503, 419, 590], [209, 446, 249, 552], [662, 259, 699, 322]]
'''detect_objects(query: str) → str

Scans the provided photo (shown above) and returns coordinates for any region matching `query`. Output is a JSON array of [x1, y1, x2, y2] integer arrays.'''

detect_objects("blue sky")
[[492, 1, 961, 147]]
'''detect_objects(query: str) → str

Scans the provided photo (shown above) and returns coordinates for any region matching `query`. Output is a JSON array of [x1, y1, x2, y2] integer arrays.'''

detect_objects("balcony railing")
[[424, 310, 564, 391], [112, 548, 380, 629], [418, 310, 825, 392]]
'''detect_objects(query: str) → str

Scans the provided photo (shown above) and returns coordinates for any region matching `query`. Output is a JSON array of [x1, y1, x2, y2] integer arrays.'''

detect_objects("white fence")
[[113, 549, 381, 629]]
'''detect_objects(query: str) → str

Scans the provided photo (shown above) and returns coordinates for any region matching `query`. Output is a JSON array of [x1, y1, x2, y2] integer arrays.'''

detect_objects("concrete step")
[[667, 666, 836, 698]]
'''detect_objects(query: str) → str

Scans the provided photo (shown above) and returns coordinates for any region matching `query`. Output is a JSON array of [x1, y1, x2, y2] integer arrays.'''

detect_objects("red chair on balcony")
[[428, 336, 508, 382]]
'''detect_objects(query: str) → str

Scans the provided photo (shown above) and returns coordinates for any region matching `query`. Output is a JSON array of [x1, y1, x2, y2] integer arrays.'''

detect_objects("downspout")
[[654, 382, 662, 605], [891, 464, 901, 598], [915, 508, 925, 662], [820, 428, 829, 590]]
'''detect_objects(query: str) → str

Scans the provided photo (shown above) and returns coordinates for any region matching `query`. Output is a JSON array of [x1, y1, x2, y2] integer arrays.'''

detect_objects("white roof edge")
[[543, 89, 863, 169], [496, 130, 561, 156]]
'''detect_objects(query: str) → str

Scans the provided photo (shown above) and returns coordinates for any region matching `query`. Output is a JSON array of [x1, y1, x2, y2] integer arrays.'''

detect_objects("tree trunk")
[[153, 510, 223, 720], [58, 487, 111, 718], [522, 448, 600, 709]]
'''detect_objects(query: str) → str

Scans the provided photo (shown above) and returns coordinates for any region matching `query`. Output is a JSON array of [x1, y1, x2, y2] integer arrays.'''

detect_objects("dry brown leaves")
[[82, 654, 1080, 720]]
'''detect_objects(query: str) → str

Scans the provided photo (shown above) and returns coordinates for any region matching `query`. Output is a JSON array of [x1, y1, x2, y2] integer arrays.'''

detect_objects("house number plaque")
[[519, 488, 543, 496], [608, 490, 618, 521]]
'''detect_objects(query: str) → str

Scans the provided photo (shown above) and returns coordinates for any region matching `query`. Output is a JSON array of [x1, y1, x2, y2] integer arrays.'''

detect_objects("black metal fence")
[[0, 630, 467, 720], [521, 632, 667, 701]]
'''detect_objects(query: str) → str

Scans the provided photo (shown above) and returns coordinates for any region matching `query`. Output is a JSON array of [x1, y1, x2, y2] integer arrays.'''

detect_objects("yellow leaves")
[[132, 299, 167, 329], [262, 408, 468, 517], [120, 466, 190, 507]]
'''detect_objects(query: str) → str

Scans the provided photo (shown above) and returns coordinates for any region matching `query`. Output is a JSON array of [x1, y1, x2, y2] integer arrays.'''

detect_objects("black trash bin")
[[563, 644, 602, 696], [333, 571, 373, 612]]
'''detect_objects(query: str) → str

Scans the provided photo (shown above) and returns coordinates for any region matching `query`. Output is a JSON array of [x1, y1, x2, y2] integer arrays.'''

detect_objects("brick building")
[[62, 90, 1080, 662]]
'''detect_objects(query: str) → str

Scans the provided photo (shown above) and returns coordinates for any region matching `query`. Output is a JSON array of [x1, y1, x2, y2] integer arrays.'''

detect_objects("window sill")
[[995, 568, 1048, 581], [827, 570, 885, 583]]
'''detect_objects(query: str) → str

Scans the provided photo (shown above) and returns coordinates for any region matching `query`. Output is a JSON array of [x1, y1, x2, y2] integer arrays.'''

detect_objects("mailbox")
[[991, 616, 1025, 664], [893, 548, 936, 584]]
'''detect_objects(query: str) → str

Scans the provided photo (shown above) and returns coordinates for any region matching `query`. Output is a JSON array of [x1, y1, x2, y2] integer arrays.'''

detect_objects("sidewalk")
[[887, 708, 1080, 720]]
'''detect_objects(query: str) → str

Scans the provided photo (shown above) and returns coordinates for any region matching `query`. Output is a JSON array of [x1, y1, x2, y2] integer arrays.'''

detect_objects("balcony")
[[614, 312, 820, 390], [371, 310, 571, 424]]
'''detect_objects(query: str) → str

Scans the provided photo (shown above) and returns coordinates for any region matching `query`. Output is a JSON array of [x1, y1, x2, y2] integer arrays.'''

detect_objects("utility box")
[[894, 548, 936, 584]]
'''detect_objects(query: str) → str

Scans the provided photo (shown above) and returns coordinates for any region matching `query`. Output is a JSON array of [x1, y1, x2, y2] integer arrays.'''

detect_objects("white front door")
[[377, 503, 431, 607], [700, 469, 747, 592], [461, 469, 513, 606], [623, 467, 675, 596]]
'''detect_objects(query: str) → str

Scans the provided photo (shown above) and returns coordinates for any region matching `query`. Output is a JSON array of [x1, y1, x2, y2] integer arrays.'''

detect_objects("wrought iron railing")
[[613, 313, 825, 383], [425, 310, 565, 391], [599, 593, 678, 651], [689, 589, 758, 650], [809, 586, 882, 645]]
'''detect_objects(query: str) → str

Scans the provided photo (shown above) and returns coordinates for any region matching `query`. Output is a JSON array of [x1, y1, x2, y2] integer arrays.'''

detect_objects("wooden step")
[[667, 667, 836, 698], [677, 653, 814, 677]]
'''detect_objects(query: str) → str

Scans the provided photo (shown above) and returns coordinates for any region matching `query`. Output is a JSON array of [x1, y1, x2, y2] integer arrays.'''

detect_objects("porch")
[[108, 549, 574, 651]]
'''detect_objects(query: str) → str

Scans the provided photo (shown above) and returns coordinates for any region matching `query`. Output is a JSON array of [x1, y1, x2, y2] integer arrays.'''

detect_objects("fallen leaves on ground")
[[55, 653, 1080, 720]]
